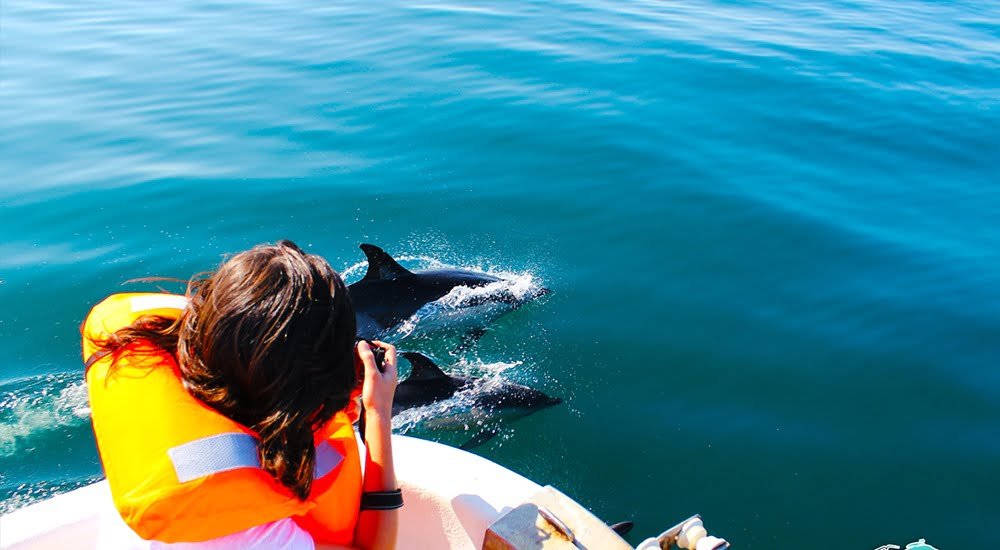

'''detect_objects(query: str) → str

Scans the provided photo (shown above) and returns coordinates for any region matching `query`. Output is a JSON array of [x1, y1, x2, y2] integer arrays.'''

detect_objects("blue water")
[[2, 0, 999, 547]]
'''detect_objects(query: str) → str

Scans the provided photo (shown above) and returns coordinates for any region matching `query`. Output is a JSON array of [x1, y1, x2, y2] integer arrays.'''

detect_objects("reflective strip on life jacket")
[[168, 432, 262, 483], [168, 434, 345, 483], [313, 441, 343, 479]]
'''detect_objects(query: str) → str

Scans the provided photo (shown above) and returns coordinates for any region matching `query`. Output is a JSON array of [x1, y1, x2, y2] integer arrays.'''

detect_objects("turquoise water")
[[2, 0, 999, 547]]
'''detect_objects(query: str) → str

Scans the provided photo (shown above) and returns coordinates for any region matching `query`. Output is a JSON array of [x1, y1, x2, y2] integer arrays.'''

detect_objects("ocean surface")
[[2, 0, 998, 547]]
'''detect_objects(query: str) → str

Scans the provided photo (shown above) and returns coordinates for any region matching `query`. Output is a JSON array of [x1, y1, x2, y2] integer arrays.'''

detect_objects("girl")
[[83, 240, 399, 549]]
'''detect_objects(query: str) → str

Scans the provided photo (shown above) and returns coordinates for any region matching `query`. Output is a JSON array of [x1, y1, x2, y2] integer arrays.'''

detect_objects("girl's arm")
[[352, 341, 399, 550]]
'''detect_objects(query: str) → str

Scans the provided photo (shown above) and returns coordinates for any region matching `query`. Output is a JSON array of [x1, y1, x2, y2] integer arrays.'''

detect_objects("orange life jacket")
[[83, 293, 363, 544]]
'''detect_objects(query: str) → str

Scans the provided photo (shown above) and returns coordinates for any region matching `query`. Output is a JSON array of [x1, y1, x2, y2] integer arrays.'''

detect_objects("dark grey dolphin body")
[[347, 244, 548, 340], [393, 352, 562, 421]]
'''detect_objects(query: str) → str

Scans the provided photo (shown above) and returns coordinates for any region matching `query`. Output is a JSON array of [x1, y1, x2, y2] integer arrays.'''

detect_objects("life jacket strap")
[[83, 350, 111, 374]]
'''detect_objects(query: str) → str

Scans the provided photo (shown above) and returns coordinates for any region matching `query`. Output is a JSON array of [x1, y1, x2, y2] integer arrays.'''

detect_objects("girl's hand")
[[355, 340, 397, 420]]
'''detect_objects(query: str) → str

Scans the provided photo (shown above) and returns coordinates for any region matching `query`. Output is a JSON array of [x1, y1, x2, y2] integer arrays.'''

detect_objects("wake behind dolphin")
[[347, 244, 549, 340]]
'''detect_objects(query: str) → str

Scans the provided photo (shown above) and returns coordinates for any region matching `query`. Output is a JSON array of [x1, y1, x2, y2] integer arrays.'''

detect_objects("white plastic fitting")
[[676, 518, 728, 550], [636, 514, 729, 550], [676, 518, 707, 549]]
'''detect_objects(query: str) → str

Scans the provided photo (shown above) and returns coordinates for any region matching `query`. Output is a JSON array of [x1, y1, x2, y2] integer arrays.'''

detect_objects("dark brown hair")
[[93, 240, 357, 499]]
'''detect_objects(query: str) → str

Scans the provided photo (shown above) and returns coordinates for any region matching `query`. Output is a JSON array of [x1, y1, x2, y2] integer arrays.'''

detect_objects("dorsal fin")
[[360, 244, 414, 282], [401, 352, 449, 381]]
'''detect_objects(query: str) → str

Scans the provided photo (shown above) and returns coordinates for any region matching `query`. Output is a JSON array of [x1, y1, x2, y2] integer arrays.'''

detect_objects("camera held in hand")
[[356, 339, 386, 373]]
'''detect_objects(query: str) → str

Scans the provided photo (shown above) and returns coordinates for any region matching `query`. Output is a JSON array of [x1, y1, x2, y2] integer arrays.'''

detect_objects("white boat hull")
[[0, 435, 543, 549]]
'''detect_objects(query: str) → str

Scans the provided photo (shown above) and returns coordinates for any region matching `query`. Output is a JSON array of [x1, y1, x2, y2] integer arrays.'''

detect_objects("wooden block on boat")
[[482, 486, 632, 550]]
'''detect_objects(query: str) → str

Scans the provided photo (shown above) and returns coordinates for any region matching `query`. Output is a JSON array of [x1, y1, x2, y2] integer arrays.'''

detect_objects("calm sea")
[[2, 1, 998, 547]]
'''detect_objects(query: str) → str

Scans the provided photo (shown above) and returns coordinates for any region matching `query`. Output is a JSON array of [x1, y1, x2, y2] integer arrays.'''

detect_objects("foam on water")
[[0, 373, 90, 459], [389, 272, 544, 340]]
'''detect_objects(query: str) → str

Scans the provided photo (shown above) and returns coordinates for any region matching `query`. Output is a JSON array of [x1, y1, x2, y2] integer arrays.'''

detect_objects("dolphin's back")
[[348, 267, 501, 339], [392, 377, 467, 415], [392, 352, 470, 415], [470, 379, 563, 412]]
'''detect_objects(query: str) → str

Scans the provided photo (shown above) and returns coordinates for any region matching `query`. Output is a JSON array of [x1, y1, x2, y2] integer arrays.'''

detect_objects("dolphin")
[[347, 244, 549, 340], [393, 352, 562, 447]]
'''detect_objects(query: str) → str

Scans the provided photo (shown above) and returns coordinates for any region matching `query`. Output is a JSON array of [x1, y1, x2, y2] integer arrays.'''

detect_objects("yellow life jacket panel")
[[82, 293, 362, 544]]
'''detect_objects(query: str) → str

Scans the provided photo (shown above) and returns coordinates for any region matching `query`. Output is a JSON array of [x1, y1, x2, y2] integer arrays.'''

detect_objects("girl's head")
[[179, 240, 357, 499]]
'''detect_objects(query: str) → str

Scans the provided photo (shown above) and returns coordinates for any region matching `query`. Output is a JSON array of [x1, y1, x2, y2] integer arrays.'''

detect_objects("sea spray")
[[0, 373, 90, 459]]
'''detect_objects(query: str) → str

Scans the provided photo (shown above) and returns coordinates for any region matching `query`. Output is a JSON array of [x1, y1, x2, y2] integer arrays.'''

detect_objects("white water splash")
[[433, 272, 546, 307], [0, 373, 90, 458], [388, 271, 545, 340]]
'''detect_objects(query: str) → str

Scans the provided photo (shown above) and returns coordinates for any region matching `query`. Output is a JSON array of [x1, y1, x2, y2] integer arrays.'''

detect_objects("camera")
[[356, 339, 386, 373]]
